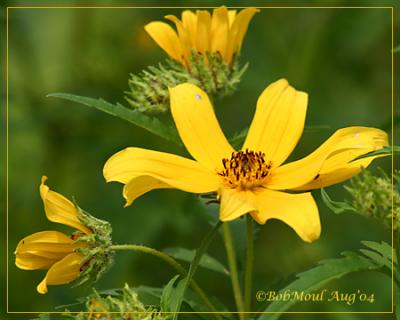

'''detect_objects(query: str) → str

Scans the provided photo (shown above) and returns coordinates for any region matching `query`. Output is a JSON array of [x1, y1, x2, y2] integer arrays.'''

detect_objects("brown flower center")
[[218, 149, 272, 189]]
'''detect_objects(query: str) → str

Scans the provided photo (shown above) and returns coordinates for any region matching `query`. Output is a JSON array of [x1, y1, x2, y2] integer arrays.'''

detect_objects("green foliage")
[[259, 242, 385, 319], [161, 222, 222, 319], [47, 93, 182, 146], [345, 169, 400, 230], [320, 188, 356, 214], [125, 52, 248, 114], [163, 247, 229, 276], [351, 146, 400, 161]]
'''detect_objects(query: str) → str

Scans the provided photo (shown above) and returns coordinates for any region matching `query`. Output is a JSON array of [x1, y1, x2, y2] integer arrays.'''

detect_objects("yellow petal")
[[195, 10, 212, 55], [103, 147, 221, 194], [15, 231, 75, 265], [40, 176, 91, 234], [211, 7, 229, 59], [226, 7, 258, 63], [37, 252, 82, 294], [123, 176, 171, 207], [16, 252, 58, 270], [268, 127, 388, 190], [219, 188, 257, 221], [165, 14, 191, 63], [169, 83, 234, 170], [243, 79, 308, 167], [181, 10, 197, 47], [228, 10, 237, 27], [295, 147, 388, 190], [251, 189, 320, 242], [144, 21, 184, 63]]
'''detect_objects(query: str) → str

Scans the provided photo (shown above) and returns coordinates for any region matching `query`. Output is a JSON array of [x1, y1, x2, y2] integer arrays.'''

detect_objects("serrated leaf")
[[163, 247, 229, 276], [321, 188, 356, 214], [258, 251, 381, 319], [351, 146, 400, 162], [47, 93, 182, 146], [161, 275, 181, 312]]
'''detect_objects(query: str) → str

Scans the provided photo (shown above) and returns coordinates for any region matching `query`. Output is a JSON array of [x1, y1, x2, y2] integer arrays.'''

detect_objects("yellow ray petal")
[[243, 79, 308, 167], [37, 252, 83, 294], [123, 175, 171, 207], [219, 188, 257, 221], [211, 7, 229, 59], [196, 10, 212, 55], [226, 7, 258, 63], [268, 127, 388, 190], [169, 83, 235, 170], [103, 147, 221, 194], [165, 14, 191, 63], [40, 177, 91, 235], [16, 252, 58, 270], [228, 10, 237, 27], [181, 10, 197, 47], [251, 189, 320, 242], [144, 21, 184, 63]]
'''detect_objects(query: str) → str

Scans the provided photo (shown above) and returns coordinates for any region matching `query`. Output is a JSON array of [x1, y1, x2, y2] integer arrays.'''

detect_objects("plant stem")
[[244, 215, 254, 315], [110, 244, 221, 319], [394, 230, 400, 283], [223, 222, 245, 320]]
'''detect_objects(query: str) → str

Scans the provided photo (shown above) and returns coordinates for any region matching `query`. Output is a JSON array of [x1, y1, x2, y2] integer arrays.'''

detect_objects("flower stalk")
[[223, 223, 245, 320], [244, 215, 254, 315], [110, 244, 222, 319]]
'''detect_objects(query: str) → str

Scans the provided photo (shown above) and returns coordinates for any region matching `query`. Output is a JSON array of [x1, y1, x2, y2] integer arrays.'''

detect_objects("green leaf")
[[258, 251, 382, 319], [320, 188, 356, 214], [350, 146, 400, 162], [160, 275, 181, 312], [47, 93, 182, 146], [167, 222, 222, 320], [163, 247, 229, 276], [394, 45, 400, 53]]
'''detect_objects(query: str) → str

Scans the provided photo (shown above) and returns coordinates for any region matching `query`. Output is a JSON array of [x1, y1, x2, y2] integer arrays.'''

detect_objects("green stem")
[[244, 215, 254, 315], [110, 244, 221, 319], [394, 230, 400, 284], [223, 223, 245, 320]]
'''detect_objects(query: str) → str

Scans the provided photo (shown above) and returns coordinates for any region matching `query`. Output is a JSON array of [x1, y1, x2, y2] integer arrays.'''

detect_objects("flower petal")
[[181, 10, 197, 47], [228, 10, 237, 27], [144, 21, 184, 63], [243, 79, 308, 167], [103, 147, 221, 194], [226, 7, 258, 63], [15, 252, 58, 270], [268, 127, 388, 190], [165, 14, 191, 63], [40, 176, 91, 234], [251, 189, 320, 242], [169, 83, 234, 170], [15, 231, 75, 264], [211, 7, 229, 59], [219, 188, 257, 221], [37, 252, 82, 294], [123, 175, 171, 207], [196, 10, 212, 54]]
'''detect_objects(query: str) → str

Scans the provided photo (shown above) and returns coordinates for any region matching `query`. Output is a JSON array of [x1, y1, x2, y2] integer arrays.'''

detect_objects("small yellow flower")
[[145, 6, 258, 66], [15, 176, 92, 294], [103, 79, 388, 243]]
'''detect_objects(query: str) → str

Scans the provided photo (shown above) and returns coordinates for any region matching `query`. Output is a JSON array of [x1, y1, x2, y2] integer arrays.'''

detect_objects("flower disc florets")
[[218, 149, 272, 189]]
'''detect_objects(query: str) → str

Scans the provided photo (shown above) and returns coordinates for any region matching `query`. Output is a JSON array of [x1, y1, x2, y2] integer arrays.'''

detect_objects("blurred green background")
[[4, 0, 397, 318]]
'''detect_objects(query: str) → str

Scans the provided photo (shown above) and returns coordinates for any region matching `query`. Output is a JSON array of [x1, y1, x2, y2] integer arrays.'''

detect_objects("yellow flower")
[[145, 6, 258, 66], [103, 79, 388, 243], [15, 176, 92, 294]]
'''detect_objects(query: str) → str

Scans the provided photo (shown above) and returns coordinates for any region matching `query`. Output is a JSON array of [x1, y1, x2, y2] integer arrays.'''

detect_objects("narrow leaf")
[[320, 188, 356, 214], [258, 251, 381, 319], [163, 247, 229, 276], [47, 93, 182, 145], [351, 146, 400, 162]]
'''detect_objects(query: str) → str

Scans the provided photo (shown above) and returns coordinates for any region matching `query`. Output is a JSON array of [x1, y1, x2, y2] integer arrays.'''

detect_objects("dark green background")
[[3, 0, 397, 319]]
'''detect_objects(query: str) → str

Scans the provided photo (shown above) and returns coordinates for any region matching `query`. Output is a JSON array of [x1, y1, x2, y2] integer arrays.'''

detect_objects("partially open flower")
[[145, 7, 259, 66], [15, 177, 113, 294]]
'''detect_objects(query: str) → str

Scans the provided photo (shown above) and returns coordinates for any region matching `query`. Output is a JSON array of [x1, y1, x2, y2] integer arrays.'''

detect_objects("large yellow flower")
[[145, 7, 258, 66], [15, 177, 91, 294], [103, 79, 388, 242]]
